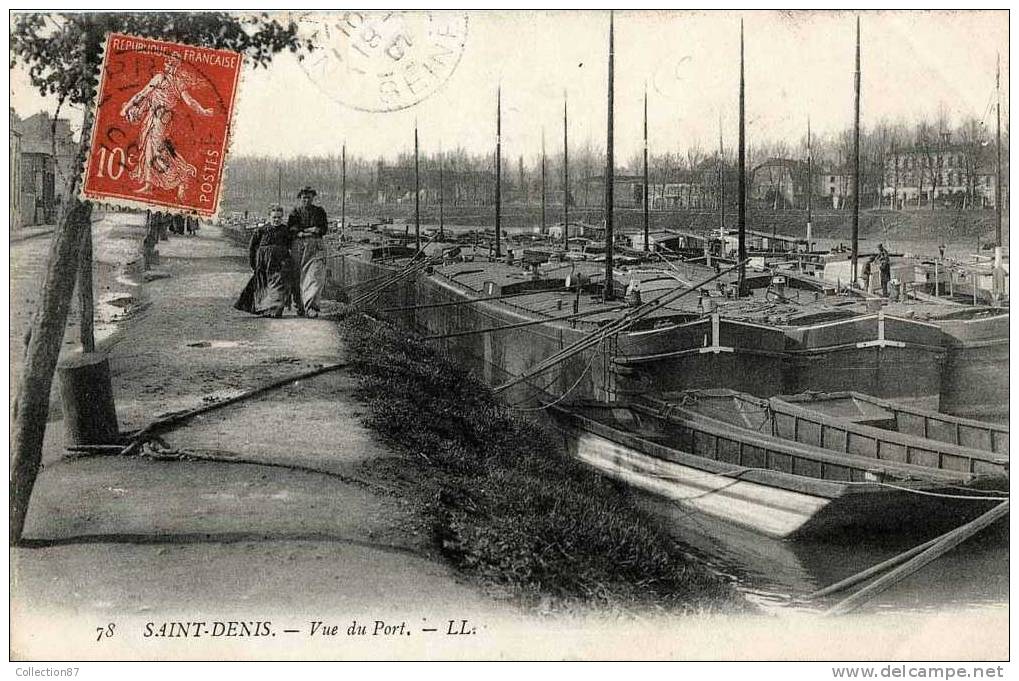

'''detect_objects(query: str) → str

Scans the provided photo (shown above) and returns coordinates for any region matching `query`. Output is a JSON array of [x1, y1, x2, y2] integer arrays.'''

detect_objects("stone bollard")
[[57, 352, 120, 446]]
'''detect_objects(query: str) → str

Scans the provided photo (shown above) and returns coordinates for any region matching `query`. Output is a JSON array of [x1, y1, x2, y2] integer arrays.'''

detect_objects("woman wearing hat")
[[287, 186, 329, 317]]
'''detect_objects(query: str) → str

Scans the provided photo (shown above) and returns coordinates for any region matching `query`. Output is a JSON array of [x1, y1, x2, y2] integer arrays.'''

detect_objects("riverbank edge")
[[334, 306, 750, 615]]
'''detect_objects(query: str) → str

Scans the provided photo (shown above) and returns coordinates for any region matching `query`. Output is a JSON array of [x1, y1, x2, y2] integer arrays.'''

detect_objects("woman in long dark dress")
[[234, 205, 293, 318]]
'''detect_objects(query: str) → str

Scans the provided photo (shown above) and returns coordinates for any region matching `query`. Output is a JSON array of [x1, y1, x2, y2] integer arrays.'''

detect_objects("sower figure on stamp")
[[287, 186, 329, 318], [120, 54, 213, 200]]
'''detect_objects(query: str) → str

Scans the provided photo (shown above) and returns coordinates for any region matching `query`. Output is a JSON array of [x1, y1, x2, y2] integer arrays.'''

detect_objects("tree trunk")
[[78, 223, 95, 353], [10, 198, 92, 544], [10, 102, 95, 544]]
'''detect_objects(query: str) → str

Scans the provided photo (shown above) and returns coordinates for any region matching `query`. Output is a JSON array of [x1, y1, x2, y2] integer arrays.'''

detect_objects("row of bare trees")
[[224, 114, 1008, 215]]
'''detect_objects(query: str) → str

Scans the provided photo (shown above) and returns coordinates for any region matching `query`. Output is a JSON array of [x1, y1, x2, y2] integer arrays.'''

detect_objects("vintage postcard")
[[7, 9, 1010, 669]]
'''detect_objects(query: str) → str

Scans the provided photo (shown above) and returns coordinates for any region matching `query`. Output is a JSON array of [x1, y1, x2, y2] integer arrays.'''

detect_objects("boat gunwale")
[[783, 390, 1010, 436], [766, 394, 1009, 469], [554, 403, 989, 503], [633, 395, 981, 485]]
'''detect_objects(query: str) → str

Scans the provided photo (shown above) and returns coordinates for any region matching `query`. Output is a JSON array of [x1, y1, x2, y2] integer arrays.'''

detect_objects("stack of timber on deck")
[[325, 230, 1008, 417]]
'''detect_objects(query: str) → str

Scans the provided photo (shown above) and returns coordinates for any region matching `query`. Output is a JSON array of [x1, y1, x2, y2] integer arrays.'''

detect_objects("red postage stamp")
[[81, 33, 243, 217]]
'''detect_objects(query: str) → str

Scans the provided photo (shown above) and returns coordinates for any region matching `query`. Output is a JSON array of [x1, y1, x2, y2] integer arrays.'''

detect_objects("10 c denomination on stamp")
[[82, 33, 243, 217], [299, 11, 468, 113]]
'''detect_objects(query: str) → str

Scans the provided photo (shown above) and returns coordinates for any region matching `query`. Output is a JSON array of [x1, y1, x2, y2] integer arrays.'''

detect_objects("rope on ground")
[[118, 361, 350, 457]]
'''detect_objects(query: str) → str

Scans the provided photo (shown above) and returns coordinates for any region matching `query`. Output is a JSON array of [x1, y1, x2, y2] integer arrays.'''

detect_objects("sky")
[[9, 10, 1010, 165]]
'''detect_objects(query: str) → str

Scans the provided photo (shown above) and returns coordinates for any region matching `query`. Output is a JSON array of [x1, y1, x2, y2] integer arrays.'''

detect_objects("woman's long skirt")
[[290, 237, 327, 312], [234, 245, 292, 316]]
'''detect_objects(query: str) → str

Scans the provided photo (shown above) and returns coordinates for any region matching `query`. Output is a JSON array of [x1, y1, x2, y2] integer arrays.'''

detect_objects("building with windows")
[[882, 137, 999, 208], [10, 111, 22, 229], [374, 160, 496, 206], [12, 111, 78, 225]]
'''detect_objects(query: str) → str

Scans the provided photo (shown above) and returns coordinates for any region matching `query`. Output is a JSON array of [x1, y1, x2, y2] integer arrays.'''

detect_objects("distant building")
[[14, 112, 78, 188], [583, 158, 742, 211], [751, 158, 811, 209], [19, 151, 56, 225], [882, 134, 999, 208], [12, 111, 78, 225], [579, 174, 646, 208], [10, 110, 22, 229], [375, 160, 495, 206]]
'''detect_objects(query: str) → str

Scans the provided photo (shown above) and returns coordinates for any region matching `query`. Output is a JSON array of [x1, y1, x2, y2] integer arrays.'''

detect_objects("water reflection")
[[635, 492, 1008, 616]]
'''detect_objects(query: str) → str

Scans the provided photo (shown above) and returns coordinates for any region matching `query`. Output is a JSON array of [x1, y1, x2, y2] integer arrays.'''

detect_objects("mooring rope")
[[507, 337, 607, 412]]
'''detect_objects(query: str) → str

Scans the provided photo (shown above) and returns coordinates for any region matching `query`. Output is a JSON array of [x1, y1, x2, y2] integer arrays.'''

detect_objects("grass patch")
[[338, 308, 746, 614]]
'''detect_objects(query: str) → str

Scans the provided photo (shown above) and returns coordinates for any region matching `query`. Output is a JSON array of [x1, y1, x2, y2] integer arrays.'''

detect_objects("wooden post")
[[439, 143, 445, 240], [643, 84, 649, 252], [851, 17, 862, 284], [495, 87, 502, 258], [341, 142, 347, 235], [78, 222, 95, 353], [541, 129, 547, 235], [414, 124, 421, 252], [995, 54, 1003, 247], [603, 11, 615, 300], [806, 117, 813, 249], [57, 353, 119, 446], [563, 92, 569, 240], [737, 19, 747, 295]]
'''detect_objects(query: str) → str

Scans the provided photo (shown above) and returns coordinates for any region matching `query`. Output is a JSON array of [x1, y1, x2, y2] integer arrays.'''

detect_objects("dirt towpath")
[[11, 214, 518, 660]]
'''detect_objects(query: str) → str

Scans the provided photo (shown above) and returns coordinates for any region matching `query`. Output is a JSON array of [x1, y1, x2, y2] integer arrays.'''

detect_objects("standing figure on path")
[[288, 186, 329, 317], [234, 205, 294, 318], [120, 54, 213, 200]]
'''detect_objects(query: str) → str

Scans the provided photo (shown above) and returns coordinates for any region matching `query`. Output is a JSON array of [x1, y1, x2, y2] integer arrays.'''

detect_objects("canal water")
[[636, 492, 1009, 616]]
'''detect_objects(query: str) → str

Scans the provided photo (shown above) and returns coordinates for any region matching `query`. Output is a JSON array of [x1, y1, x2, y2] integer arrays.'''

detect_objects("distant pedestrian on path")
[[287, 186, 329, 318], [234, 204, 294, 318]]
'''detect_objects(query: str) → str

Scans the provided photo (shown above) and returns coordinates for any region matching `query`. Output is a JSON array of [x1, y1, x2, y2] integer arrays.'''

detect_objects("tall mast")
[[495, 85, 502, 258], [737, 19, 747, 294], [541, 128, 547, 233], [806, 118, 812, 248], [341, 142, 347, 234], [718, 113, 725, 240], [439, 142, 445, 240], [996, 53, 1002, 247], [414, 123, 421, 252], [604, 10, 615, 300], [851, 17, 861, 284], [643, 83, 649, 252], [563, 92, 570, 237]]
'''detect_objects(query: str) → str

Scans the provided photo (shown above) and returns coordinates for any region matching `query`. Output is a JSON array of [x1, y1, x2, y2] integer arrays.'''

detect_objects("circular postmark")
[[297, 11, 468, 113]]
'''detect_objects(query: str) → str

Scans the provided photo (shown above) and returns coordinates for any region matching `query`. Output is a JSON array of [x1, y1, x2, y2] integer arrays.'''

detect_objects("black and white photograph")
[[7, 9, 1011, 666]]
